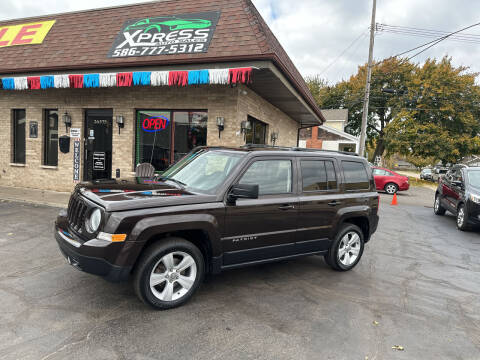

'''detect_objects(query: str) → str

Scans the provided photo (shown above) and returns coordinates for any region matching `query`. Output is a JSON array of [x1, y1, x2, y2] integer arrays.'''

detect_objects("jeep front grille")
[[67, 194, 88, 232]]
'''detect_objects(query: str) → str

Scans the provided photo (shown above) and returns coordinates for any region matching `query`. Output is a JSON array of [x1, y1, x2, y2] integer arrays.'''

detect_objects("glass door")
[[84, 109, 113, 181]]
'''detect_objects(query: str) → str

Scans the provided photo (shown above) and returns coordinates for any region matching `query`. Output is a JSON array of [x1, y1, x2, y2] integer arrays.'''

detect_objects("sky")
[[1, 0, 479, 84]]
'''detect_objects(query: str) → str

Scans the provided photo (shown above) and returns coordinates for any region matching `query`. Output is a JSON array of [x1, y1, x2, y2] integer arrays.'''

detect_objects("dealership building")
[[0, 0, 324, 192]]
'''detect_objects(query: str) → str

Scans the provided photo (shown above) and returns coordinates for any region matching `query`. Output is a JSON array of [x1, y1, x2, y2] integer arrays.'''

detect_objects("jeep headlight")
[[470, 194, 480, 204], [86, 208, 102, 233]]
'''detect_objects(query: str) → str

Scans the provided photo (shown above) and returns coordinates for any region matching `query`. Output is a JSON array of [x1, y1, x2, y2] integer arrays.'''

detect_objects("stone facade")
[[0, 84, 299, 192]]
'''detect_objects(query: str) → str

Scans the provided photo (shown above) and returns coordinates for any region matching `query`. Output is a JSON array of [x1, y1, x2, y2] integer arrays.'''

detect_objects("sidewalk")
[[0, 185, 70, 208]]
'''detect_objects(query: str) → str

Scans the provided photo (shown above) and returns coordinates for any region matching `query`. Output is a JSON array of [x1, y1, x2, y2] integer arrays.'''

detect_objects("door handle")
[[278, 204, 294, 210], [328, 201, 341, 206]]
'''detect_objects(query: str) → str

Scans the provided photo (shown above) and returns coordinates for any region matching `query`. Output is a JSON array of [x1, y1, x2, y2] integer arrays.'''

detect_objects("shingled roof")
[[0, 0, 323, 123]]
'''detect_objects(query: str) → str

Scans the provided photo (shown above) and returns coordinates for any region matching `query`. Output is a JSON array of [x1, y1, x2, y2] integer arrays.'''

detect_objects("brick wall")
[[305, 126, 323, 149], [0, 84, 300, 192]]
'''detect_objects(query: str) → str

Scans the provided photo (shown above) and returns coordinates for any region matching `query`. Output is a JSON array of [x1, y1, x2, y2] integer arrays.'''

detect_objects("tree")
[[307, 58, 416, 161], [385, 57, 480, 164], [307, 56, 480, 164]]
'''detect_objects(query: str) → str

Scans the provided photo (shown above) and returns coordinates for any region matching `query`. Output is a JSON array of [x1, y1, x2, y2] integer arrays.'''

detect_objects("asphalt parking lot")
[[0, 186, 479, 360]]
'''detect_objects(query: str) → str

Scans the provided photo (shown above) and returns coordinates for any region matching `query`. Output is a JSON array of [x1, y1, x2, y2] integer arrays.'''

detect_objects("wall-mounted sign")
[[29, 121, 38, 138], [0, 20, 56, 48], [142, 116, 170, 132], [108, 11, 220, 58], [73, 140, 81, 182], [93, 152, 106, 171], [70, 128, 81, 138]]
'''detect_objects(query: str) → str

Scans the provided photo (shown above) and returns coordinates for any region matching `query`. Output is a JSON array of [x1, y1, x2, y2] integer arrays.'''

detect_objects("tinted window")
[[301, 161, 327, 191], [325, 161, 338, 189], [240, 160, 292, 195], [301, 160, 337, 191], [342, 161, 370, 190]]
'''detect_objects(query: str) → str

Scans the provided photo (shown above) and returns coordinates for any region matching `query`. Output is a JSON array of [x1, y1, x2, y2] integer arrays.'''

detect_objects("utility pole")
[[358, 0, 376, 157]]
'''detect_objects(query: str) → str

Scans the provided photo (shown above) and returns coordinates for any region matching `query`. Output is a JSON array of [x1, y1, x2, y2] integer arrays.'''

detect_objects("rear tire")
[[325, 224, 364, 271], [456, 204, 469, 231], [384, 183, 398, 195], [434, 194, 446, 216], [133, 237, 205, 310]]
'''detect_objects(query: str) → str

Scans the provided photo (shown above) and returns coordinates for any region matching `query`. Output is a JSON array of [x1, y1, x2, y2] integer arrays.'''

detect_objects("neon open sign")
[[142, 116, 170, 132]]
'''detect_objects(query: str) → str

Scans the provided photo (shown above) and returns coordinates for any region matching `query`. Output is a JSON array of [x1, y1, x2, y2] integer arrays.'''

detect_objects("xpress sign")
[[108, 11, 220, 58]]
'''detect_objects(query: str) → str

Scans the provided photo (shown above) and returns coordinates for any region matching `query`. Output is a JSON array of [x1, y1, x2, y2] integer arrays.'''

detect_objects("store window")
[[173, 111, 208, 163], [12, 109, 26, 164], [245, 116, 267, 144], [135, 110, 207, 172], [44, 109, 58, 166]]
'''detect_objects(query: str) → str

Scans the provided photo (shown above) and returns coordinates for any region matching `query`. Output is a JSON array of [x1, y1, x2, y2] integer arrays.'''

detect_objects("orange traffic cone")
[[391, 193, 398, 206]]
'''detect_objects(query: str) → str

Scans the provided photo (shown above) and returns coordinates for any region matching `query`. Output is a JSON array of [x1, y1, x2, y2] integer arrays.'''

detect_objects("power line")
[[377, 23, 480, 44], [317, 30, 368, 77], [390, 21, 480, 60]]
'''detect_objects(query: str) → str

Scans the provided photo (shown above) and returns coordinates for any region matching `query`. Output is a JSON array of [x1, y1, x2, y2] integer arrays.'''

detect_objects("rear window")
[[342, 161, 370, 190], [301, 160, 337, 191]]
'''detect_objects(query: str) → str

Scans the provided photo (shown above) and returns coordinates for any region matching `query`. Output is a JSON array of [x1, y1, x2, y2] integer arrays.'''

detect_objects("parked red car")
[[372, 167, 409, 194]]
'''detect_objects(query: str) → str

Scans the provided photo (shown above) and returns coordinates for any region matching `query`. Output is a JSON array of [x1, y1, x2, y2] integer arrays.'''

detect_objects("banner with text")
[[0, 20, 55, 48], [108, 11, 220, 58]]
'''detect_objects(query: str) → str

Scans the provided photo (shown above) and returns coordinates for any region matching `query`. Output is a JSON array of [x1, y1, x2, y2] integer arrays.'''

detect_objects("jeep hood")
[[76, 177, 218, 211]]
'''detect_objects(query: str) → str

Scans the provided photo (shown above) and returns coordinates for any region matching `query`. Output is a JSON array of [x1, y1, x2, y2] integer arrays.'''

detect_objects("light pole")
[[358, 0, 377, 157]]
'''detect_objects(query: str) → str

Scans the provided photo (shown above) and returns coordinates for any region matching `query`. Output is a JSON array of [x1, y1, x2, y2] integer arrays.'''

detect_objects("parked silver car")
[[420, 168, 433, 181], [432, 168, 448, 183]]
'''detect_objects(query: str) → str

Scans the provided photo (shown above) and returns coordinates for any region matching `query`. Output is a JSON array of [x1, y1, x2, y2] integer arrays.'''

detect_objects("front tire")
[[456, 204, 469, 231], [434, 194, 446, 215], [133, 237, 205, 310], [384, 183, 398, 195], [325, 224, 364, 271]]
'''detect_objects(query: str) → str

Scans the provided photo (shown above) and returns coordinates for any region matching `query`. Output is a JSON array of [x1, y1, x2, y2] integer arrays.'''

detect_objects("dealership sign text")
[[108, 11, 220, 58]]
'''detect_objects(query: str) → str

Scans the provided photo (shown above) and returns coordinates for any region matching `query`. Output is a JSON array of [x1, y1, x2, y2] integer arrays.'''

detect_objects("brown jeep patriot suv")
[[55, 146, 379, 309]]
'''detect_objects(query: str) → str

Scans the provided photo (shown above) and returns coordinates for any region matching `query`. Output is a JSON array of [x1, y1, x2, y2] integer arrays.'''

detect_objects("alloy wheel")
[[457, 207, 465, 228], [385, 184, 397, 194], [434, 197, 440, 211], [338, 231, 361, 267], [149, 251, 197, 302]]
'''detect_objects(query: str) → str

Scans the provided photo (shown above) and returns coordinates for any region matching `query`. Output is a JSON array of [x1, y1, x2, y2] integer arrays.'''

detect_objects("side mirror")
[[228, 184, 259, 203]]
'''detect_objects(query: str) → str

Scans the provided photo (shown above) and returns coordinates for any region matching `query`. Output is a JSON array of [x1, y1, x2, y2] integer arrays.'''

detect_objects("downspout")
[[297, 124, 316, 147]]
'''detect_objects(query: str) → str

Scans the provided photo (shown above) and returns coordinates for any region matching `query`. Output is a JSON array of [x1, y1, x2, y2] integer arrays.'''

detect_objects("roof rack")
[[240, 144, 359, 156]]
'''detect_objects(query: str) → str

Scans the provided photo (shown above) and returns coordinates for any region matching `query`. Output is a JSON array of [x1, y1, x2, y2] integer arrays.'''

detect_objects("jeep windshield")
[[467, 170, 480, 188], [159, 149, 245, 194]]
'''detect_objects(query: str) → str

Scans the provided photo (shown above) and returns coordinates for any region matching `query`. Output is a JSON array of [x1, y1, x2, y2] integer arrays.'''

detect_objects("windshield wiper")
[[157, 176, 186, 189]]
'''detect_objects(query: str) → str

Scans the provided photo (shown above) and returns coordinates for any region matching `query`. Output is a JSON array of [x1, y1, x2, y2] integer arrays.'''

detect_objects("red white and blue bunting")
[[0, 68, 252, 90]]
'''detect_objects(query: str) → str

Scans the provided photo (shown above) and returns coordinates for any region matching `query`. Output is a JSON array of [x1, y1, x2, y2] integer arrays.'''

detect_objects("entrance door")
[[84, 109, 113, 181]]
